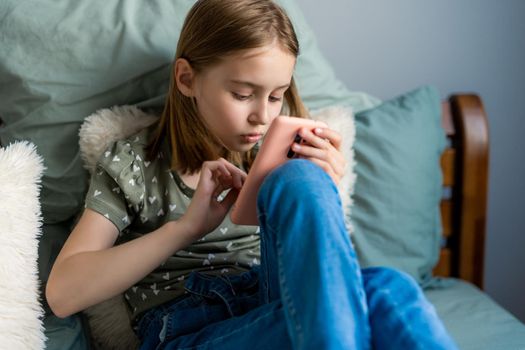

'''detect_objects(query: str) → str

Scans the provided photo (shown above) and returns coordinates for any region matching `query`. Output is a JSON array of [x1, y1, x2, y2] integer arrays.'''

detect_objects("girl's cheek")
[[221, 99, 242, 114], [277, 102, 287, 116]]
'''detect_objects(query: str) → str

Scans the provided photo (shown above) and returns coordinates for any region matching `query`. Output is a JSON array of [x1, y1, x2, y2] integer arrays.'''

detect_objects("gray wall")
[[299, 0, 525, 322]]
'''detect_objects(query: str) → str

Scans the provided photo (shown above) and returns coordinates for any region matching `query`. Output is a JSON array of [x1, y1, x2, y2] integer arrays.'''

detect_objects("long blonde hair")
[[148, 0, 308, 173]]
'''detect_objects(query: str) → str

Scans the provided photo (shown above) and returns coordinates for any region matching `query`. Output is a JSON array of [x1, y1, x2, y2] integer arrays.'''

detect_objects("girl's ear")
[[174, 58, 195, 97]]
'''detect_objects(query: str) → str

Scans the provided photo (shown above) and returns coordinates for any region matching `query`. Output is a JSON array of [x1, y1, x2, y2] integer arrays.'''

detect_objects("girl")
[[46, 0, 457, 349]]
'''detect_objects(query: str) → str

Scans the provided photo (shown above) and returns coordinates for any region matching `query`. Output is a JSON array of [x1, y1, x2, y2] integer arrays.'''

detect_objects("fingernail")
[[315, 128, 323, 134], [293, 143, 301, 150]]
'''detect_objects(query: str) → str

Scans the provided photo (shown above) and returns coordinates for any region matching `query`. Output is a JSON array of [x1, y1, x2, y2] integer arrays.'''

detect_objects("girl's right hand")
[[180, 158, 247, 240]]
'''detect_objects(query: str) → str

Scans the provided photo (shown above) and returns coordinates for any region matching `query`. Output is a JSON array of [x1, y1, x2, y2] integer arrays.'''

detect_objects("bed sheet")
[[425, 278, 525, 350]]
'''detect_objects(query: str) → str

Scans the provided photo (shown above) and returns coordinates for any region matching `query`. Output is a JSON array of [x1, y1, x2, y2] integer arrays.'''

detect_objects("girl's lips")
[[241, 134, 263, 143]]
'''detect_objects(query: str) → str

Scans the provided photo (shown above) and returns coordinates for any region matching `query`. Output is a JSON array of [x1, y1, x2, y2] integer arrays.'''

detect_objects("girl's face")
[[179, 43, 296, 153]]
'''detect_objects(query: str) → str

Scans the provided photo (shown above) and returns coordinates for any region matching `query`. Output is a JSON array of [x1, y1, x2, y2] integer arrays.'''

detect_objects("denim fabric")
[[137, 159, 457, 350]]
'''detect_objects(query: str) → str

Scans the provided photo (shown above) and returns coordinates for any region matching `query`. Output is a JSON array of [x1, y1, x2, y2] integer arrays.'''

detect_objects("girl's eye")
[[269, 95, 282, 103], [232, 92, 251, 101]]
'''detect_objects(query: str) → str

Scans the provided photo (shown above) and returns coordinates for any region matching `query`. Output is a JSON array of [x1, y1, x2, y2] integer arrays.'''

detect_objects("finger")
[[291, 142, 326, 161], [213, 166, 235, 190], [213, 174, 234, 198], [312, 127, 343, 150], [219, 158, 248, 178], [201, 159, 245, 198], [212, 182, 228, 199], [228, 172, 242, 189], [333, 161, 346, 179], [214, 163, 232, 179], [329, 151, 346, 177], [216, 166, 240, 190], [196, 165, 229, 199], [293, 138, 346, 176], [218, 158, 247, 189], [218, 187, 240, 209], [298, 128, 332, 151], [296, 143, 342, 182], [202, 162, 230, 184]]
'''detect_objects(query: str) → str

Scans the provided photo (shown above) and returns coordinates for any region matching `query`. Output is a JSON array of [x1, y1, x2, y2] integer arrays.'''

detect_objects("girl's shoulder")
[[96, 125, 163, 179]]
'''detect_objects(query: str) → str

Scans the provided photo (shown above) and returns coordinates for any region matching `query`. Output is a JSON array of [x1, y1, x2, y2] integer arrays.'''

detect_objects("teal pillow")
[[0, 0, 379, 225], [351, 86, 446, 285], [0, 1, 187, 224]]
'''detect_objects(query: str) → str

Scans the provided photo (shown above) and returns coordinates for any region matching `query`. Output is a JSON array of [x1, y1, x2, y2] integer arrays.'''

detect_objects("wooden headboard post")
[[436, 94, 489, 290], [451, 95, 490, 288]]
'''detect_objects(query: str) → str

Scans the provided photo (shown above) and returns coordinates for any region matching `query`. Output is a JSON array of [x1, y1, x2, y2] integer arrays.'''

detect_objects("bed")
[[1, 0, 524, 349]]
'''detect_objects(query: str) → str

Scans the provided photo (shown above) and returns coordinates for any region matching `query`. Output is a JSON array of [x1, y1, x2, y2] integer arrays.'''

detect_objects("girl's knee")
[[363, 267, 421, 295], [263, 159, 321, 187], [257, 159, 343, 230]]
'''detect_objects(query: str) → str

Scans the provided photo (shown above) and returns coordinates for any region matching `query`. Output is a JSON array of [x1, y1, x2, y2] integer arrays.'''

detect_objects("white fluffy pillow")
[[78, 104, 356, 349], [79, 105, 159, 175], [312, 105, 356, 231], [0, 141, 46, 349]]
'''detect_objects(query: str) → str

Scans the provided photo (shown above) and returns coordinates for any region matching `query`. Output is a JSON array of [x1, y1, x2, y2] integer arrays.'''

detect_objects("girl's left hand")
[[291, 127, 346, 185]]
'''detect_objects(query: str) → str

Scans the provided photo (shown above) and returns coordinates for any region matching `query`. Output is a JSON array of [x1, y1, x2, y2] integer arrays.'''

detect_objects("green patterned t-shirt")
[[84, 126, 260, 321]]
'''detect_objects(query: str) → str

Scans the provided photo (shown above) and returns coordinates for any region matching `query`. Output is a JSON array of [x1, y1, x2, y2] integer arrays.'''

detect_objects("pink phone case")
[[230, 116, 327, 226]]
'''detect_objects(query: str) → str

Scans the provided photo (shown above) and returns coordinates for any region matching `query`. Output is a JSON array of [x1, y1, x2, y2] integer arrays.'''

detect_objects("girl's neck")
[[178, 170, 201, 190]]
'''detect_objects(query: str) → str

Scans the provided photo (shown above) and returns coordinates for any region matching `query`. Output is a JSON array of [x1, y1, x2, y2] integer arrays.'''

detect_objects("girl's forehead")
[[204, 44, 296, 85], [231, 42, 286, 59]]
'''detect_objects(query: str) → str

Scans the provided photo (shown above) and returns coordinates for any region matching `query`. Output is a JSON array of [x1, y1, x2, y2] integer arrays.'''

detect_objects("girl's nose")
[[249, 100, 270, 125]]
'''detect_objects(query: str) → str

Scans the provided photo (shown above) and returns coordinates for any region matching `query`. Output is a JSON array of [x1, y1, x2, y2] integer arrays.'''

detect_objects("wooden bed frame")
[[434, 94, 489, 290], [0, 94, 490, 290]]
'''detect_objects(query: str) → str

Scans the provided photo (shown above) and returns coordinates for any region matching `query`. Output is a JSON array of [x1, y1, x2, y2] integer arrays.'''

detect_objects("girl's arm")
[[45, 208, 197, 318], [46, 158, 246, 318]]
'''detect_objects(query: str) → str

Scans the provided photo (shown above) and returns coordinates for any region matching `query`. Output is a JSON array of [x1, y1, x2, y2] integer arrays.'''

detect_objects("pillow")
[[0, 1, 184, 224], [350, 85, 446, 285], [0, 141, 46, 349]]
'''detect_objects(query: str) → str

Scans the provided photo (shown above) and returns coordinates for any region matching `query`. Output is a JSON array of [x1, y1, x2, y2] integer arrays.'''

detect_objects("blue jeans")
[[137, 159, 457, 350]]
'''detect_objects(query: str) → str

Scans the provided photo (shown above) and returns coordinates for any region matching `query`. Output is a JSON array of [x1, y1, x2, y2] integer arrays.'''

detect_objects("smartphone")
[[230, 116, 327, 226]]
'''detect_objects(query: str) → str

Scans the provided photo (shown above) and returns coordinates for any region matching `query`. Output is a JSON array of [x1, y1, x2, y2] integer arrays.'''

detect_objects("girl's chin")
[[220, 136, 260, 153], [226, 143, 256, 153]]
